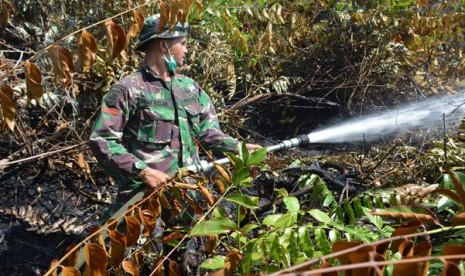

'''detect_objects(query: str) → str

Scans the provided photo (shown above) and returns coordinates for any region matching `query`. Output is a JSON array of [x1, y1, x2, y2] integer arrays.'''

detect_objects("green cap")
[[136, 14, 190, 51]]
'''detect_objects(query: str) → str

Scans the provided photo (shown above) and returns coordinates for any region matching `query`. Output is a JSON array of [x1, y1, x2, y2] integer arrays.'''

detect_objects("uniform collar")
[[140, 61, 177, 82]]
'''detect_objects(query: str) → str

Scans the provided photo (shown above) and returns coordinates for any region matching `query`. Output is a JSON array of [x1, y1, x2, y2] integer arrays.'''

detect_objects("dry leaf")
[[127, 10, 144, 42], [47, 44, 75, 87], [0, 0, 14, 28], [214, 163, 231, 183], [451, 212, 465, 226], [168, 0, 183, 30], [139, 208, 157, 237], [84, 243, 108, 275], [76, 152, 91, 179], [224, 250, 242, 276], [108, 230, 126, 267], [61, 243, 79, 267], [169, 260, 180, 276], [443, 244, 465, 264], [78, 30, 97, 73], [162, 231, 184, 243], [205, 235, 217, 254], [61, 266, 81, 276], [441, 261, 461, 276], [159, 0, 170, 33], [371, 206, 440, 225], [181, 0, 194, 24], [24, 60, 43, 104], [122, 259, 140, 276], [0, 82, 15, 131], [198, 182, 215, 206], [105, 19, 126, 61], [124, 215, 141, 247]]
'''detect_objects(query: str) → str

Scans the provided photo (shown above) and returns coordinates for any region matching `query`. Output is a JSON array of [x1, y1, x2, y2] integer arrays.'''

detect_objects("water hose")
[[68, 133, 312, 273]]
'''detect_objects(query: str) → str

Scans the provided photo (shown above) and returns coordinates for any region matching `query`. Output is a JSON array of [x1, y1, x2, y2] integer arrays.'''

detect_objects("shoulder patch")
[[105, 84, 126, 107]]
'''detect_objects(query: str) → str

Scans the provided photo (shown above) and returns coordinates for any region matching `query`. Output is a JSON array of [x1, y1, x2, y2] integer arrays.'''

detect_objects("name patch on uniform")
[[139, 98, 171, 107]]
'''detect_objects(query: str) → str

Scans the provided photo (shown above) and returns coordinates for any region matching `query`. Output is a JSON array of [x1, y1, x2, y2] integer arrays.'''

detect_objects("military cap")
[[136, 14, 190, 51]]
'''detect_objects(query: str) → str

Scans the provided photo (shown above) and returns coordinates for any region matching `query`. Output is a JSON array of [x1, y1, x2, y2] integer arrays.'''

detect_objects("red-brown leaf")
[[0, 82, 16, 131], [158, 1, 170, 33], [436, 188, 461, 204], [105, 20, 126, 61], [122, 259, 140, 276], [0, 4, 9, 28], [61, 266, 81, 276], [138, 208, 157, 237], [205, 235, 217, 254], [61, 243, 78, 267], [47, 44, 75, 87], [88, 225, 108, 255], [78, 30, 97, 73], [448, 171, 465, 207], [451, 212, 465, 226], [370, 206, 440, 225], [393, 240, 431, 276], [108, 230, 126, 267], [443, 244, 465, 264], [24, 60, 43, 104], [127, 10, 144, 42], [331, 240, 364, 264], [124, 215, 141, 247], [162, 231, 184, 243], [390, 220, 423, 253], [84, 243, 108, 275], [441, 261, 461, 276], [169, 260, 180, 276], [224, 250, 242, 275], [181, 0, 194, 24]]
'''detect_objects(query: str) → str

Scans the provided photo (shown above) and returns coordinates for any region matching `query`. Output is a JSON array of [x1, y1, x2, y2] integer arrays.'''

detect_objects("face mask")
[[162, 45, 177, 73], [162, 54, 178, 73]]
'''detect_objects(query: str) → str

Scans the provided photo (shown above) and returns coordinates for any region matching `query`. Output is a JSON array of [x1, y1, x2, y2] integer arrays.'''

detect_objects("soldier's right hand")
[[139, 167, 171, 189]]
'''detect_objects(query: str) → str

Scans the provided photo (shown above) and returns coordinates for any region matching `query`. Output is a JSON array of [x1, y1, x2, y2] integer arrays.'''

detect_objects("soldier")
[[89, 14, 260, 204]]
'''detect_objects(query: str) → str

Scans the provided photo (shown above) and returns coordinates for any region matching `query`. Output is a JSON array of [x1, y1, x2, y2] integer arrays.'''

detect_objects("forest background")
[[1, 0, 465, 275]]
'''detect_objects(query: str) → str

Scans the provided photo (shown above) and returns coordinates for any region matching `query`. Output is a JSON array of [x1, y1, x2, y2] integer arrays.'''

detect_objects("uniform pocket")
[[184, 102, 202, 135], [137, 108, 174, 144]]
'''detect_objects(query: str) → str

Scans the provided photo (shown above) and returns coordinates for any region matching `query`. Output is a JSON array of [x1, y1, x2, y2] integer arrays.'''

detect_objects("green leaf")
[[199, 255, 225, 270], [241, 223, 259, 234], [225, 192, 258, 209], [363, 207, 383, 229], [247, 147, 267, 165], [263, 213, 295, 230], [283, 196, 300, 215], [191, 217, 239, 236], [276, 188, 288, 197], [308, 209, 331, 224], [239, 143, 249, 164], [315, 228, 331, 254], [298, 227, 314, 258], [224, 152, 243, 170], [353, 198, 364, 218], [344, 203, 356, 224], [232, 167, 250, 185]]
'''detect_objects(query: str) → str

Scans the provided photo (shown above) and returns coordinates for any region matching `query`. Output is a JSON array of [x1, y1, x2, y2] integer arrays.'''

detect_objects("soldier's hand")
[[139, 167, 171, 189], [246, 143, 262, 153]]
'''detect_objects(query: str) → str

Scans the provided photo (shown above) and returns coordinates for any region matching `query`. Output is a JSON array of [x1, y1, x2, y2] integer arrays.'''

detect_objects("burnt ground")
[[0, 156, 115, 275]]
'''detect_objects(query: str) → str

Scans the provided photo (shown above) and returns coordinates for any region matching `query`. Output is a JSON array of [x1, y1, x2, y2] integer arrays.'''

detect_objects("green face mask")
[[162, 54, 178, 73]]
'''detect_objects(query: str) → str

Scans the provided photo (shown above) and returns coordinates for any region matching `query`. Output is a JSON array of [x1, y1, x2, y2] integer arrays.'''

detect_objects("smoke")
[[308, 94, 465, 143]]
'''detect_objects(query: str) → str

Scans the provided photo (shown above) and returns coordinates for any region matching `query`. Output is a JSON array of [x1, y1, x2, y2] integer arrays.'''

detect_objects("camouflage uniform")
[[89, 62, 238, 190]]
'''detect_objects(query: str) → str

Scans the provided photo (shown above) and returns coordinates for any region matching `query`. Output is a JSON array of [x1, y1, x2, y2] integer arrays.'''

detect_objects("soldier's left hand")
[[246, 143, 262, 153]]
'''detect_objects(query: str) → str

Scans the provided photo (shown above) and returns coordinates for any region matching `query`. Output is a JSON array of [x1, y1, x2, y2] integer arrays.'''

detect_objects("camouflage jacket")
[[89, 62, 238, 189]]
